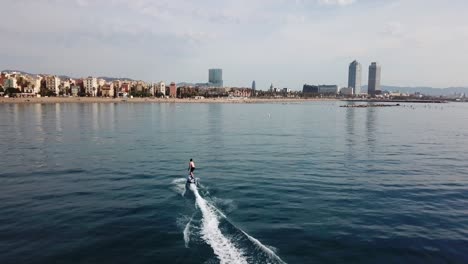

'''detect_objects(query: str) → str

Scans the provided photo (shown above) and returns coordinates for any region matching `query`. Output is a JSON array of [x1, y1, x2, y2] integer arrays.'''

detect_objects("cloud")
[[76, 0, 88, 7], [1, 0, 468, 88], [318, 0, 355, 6], [381, 22, 404, 37]]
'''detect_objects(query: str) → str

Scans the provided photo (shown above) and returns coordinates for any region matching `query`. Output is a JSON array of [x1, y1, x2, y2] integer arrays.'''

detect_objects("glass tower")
[[348, 60, 362, 95], [368, 62, 381, 97], [208, 69, 223, 87]]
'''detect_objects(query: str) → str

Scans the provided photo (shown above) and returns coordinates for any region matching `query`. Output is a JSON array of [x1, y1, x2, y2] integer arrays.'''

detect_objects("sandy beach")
[[0, 97, 338, 104]]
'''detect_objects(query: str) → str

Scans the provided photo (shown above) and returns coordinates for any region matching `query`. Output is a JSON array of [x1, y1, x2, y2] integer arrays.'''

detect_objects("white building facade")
[[33, 77, 42, 94], [85, 77, 98, 96], [4, 77, 18, 89], [157, 81, 166, 96]]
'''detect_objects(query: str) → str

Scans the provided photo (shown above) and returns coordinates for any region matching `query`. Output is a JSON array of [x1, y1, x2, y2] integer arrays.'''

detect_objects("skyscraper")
[[368, 62, 381, 97], [348, 60, 361, 95], [252, 81, 256, 96], [208, 69, 223, 87]]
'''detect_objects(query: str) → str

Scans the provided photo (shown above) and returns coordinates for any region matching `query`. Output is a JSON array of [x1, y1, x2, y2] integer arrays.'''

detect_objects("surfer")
[[188, 159, 196, 182]]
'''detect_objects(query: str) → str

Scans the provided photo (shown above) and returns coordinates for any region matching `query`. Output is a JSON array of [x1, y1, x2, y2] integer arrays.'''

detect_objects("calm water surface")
[[1, 102, 468, 264]]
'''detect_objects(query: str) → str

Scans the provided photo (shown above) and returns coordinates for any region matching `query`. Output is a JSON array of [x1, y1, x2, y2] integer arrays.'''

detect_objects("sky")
[[1, 0, 467, 90]]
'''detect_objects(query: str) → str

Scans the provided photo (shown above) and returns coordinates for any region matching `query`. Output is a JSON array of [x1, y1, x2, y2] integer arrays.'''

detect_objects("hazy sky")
[[1, 0, 467, 90]]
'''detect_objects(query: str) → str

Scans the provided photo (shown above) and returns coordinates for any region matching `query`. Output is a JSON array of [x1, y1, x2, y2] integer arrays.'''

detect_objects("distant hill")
[[2, 70, 135, 82], [2, 70, 35, 76], [362, 85, 468, 96], [97, 77, 136, 82]]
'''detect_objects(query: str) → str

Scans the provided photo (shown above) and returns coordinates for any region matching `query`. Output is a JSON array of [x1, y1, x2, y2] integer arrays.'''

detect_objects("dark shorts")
[[190, 167, 195, 172]]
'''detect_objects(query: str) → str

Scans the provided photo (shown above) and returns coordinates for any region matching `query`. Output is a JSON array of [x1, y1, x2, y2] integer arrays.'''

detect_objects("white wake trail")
[[241, 231, 286, 264], [183, 216, 192, 248], [171, 178, 187, 196], [189, 184, 248, 264], [211, 204, 287, 264]]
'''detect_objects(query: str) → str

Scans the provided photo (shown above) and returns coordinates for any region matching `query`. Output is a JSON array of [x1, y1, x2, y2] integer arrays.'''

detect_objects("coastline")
[[0, 97, 338, 104]]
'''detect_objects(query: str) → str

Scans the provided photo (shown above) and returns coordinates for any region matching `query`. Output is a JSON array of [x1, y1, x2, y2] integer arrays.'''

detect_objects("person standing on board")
[[188, 159, 196, 181]]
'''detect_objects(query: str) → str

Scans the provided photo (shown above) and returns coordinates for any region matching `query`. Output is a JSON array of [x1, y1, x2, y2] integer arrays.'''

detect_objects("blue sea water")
[[1, 102, 468, 264]]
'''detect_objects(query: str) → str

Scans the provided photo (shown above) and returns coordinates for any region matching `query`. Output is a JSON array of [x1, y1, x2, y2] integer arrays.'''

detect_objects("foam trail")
[[171, 178, 187, 196], [211, 205, 286, 264], [183, 216, 192, 248], [241, 230, 286, 264], [189, 184, 248, 264]]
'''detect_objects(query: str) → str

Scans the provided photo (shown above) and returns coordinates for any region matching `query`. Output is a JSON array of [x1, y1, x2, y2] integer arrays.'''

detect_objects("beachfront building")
[[59, 80, 71, 95], [71, 85, 80, 96], [208, 69, 223, 87], [4, 77, 18, 89], [340, 87, 354, 96], [85, 77, 98, 96], [22, 82, 34, 94], [303, 84, 338, 97], [121, 83, 130, 93], [169, 82, 177, 98], [101, 83, 114, 97], [348, 60, 362, 95], [32, 77, 42, 94], [113, 80, 122, 90], [0, 73, 7, 86], [134, 81, 147, 92], [155, 81, 166, 96], [98, 78, 106, 87], [112, 80, 121, 96], [148, 83, 155, 96], [318, 85, 338, 95], [45, 76, 60, 95], [229, 88, 252, 97], [303, 84, 319, 95], [368, 62, 381, 97]]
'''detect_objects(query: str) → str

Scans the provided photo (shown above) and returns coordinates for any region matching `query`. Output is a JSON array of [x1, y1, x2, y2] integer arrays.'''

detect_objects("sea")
[[1, 101, 467, 264]]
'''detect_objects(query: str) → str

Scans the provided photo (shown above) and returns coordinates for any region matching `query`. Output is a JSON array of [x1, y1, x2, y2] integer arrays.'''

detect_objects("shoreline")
[[0, 97, 454, 104], [0, 97, 338, 104]]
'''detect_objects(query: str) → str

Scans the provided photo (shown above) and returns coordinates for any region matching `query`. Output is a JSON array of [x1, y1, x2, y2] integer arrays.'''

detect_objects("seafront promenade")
[[0, 97, 337, 104]]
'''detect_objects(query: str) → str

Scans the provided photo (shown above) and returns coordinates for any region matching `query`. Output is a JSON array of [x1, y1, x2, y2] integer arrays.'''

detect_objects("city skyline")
[[1, 0, 468, 89]]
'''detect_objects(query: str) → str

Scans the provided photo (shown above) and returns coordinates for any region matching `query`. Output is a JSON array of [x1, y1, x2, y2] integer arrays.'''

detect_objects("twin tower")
[[348, 61, 381, 97]]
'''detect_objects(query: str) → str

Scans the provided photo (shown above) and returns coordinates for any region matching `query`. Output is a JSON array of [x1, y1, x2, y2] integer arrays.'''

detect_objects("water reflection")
[[12, 104, 23, 140], [34, 104, 44, 143], [207, 104, 224, 154], [345, 106, 355, 163], [55, 103, 63, 143], [109, 103, 116, 134], [92, 103, 99, 133], [366, 107, 377, 154]]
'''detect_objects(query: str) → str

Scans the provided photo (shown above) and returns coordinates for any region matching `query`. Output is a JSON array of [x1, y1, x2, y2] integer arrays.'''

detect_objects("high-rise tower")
[[208, 69, 223, 87], [368, 62, 381, 97], [252, 80, 256, 96], [348, 60, 362, 95]]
